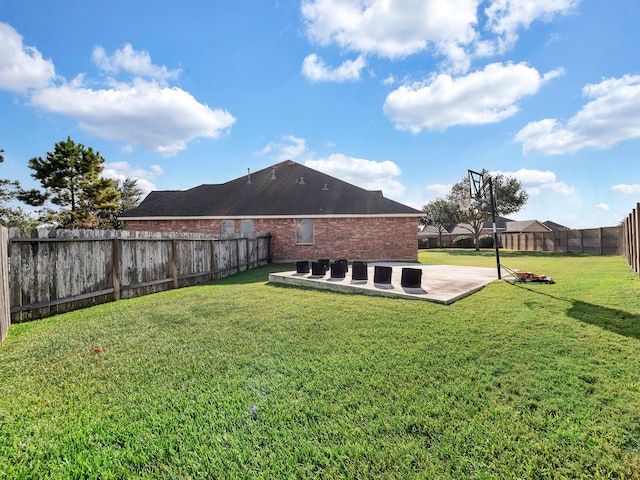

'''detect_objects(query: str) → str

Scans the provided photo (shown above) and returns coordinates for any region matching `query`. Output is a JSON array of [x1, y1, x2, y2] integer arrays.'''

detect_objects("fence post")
[[236, 237, 241, 273], [210, 239, 216, 281], [0, 226, 9, 344], [245, 237, 250, 269], [635, 204, 640, 274], [171, 239, 178, 289], [112, 237, 120, 301]]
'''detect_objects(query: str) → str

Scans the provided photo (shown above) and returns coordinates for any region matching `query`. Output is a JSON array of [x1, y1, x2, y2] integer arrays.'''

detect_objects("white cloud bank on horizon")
[[103, 161, 164, 196], [306, 154, 406, 198], [259, 135, 406, 198], [384, 62, 563, 132], [0, 24, 235, 156], [495, 168, 575, 196], [515, 74, 640, 155]]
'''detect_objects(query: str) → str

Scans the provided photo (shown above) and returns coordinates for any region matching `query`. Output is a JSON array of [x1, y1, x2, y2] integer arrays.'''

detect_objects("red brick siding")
[[125, 217, 418, 262]]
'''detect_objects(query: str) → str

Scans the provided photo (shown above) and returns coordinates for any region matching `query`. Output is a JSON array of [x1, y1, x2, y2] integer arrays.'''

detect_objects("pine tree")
[[18, 137, 120, 228]]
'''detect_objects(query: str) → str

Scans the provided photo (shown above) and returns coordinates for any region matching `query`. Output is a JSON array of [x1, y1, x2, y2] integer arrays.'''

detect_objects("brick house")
[[120, 160, 423, 262]]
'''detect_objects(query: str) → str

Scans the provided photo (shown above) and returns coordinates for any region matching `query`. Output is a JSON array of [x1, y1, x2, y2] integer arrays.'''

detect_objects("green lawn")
[[1, 250, 639, 479]]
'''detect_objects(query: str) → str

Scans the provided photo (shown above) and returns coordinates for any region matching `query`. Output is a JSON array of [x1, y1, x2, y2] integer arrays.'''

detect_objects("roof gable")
[[121, 160, 421, 218], [505, 220, 552, 233]]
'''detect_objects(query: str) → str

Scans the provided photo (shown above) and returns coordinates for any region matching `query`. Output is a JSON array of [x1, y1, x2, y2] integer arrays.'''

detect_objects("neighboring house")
[[543, 220, 570, 231], [419, 217, 568, 247], [120, 160, 423, 262], [504, 220, 551, 233]]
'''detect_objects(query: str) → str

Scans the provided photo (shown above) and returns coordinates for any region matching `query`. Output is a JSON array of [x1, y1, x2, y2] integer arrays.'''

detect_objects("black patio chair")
[[401, 267, 422, 288], [373, 265, 392, 285], [351, 261, 368, 281], [295, 260, 310, 274], [330, 261, 346, 279]]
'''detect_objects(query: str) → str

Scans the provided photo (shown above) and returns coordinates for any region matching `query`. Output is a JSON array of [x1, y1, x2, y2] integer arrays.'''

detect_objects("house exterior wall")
[[124, 216, 418, 262]]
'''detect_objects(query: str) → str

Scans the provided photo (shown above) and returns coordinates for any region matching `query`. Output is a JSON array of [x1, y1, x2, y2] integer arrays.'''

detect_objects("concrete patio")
[[268, 262, 501, 305]]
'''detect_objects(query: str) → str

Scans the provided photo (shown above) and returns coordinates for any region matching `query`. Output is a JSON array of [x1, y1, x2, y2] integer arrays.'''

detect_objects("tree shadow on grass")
[[201, 263, 294, 286], [510, 283, 640, 340]]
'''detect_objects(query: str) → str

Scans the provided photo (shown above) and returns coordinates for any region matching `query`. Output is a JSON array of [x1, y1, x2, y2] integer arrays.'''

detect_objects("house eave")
[[119, 213, 424, 221]]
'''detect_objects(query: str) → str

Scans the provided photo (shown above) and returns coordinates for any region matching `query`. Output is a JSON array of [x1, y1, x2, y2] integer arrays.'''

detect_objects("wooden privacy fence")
[[0, 226, 9, 344], [623, 203, 640, 275], [500, 226, 623, 255], [9, 229, 272, 323]]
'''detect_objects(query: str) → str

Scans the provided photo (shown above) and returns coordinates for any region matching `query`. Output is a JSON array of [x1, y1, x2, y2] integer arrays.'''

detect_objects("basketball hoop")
[[468, 169, 486, 199], [456, 195, 475, 214]]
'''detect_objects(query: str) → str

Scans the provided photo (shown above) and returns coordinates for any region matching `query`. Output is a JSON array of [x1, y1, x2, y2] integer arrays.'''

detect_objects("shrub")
[[453, 235, 474, 248], [479, 235, 494, 248]]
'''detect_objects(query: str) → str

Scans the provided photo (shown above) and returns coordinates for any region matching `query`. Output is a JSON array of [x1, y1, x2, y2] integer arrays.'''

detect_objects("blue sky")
[[1, 0, 639, 228]]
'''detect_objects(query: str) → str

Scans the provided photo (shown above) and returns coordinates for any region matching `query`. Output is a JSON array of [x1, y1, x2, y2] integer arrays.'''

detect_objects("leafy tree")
[[420, 198, 460, 248], [108, 178, 144, 229], [0, 149, 40, 230], [18, 137, 120, 228], [447, 169, 528, 251]]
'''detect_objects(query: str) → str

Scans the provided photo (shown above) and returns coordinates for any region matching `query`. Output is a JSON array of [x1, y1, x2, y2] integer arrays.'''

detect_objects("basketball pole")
[[469, 170, 502, 280], [486, 176, 502, 280]]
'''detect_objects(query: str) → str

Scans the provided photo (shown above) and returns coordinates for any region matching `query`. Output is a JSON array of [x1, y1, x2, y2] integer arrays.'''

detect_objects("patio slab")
[[268, 262, 500, 304]]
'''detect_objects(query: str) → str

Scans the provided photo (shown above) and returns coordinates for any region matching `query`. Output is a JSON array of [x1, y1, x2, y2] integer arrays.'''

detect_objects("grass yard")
[[1, 250, 639, 479]]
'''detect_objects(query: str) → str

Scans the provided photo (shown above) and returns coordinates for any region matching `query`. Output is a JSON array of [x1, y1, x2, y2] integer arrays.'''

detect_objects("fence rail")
[[9, 229, 272, 323]]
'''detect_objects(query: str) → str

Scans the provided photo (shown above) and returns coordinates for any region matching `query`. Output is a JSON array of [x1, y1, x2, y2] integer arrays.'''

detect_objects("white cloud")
[[515, 74, 640, 155], [594, 203, 610, 212], [483, 0, 579, 55], [259, 134, 406, 197], [259, 135, 309, 161], [0, 22, 55, 93], [92, 44, 181, 81], [382, 75, 396, 86], [611, 183, 640, 195], [0, 30, 235, 156], [302, 0, 478, 60], [30, 76, 236, 156], [302, 54, 366, 82], [306, 154, 405, 197], [103, 161, 164, 196], [384, 62, 563, 132], [495, 168, 575, 196], [424, 183, 453, 198], [301, 0, 578, 73]]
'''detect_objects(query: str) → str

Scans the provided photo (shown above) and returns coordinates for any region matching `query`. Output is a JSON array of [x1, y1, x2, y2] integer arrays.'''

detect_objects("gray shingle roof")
[[120, 160, 422, 218]]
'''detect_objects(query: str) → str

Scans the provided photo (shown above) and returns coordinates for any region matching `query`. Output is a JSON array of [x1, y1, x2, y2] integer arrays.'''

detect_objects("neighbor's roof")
[[504, 220, 552, 233], [543, 220, 570, 231], [120, 160, 422, 219]]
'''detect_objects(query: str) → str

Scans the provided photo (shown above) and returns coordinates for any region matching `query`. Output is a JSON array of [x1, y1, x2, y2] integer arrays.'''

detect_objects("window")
[[296, 219, 314, 244], [240, 220, 254, 234], [221, 220, 234, 234]]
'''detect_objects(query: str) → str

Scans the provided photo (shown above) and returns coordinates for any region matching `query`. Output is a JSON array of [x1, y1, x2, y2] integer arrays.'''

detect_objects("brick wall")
[[125, 216, 418, 262]]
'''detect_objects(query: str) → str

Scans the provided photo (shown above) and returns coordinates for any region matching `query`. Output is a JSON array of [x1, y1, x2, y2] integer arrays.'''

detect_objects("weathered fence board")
[[8, 229, 272, 322], [0, 226, 9, 344]]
